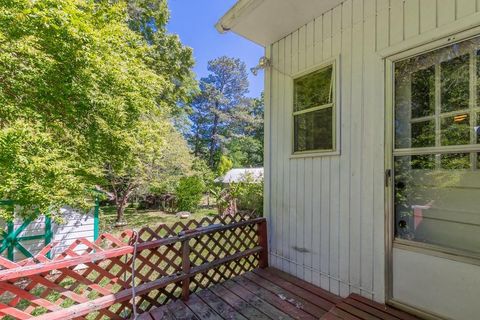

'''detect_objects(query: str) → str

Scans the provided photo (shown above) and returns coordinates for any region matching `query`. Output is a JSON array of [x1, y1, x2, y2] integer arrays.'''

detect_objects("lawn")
[[99, 205, 218, 236]]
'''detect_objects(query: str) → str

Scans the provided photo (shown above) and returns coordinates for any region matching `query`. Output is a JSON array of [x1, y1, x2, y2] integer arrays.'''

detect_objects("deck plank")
[[343, 298, 398, 320], [253, 268, 335, 312], [196, 288, 248, 320], [136, 312, 154, 320], [231, 274, 316, 320], [263, 267, 341, 304], [184, 294, 224, 320], [143, 268, 420, 320], [149, 305, 176, 320], [336, 301, 383, 320], [209, 282, 271, 319], [254, 269, 335, 311], [222, 279, 293, 319], [243, 271, 326, 317], [327, 306, 363, 320], [167, 299, 200, 320], [349, 294, 419, 320]]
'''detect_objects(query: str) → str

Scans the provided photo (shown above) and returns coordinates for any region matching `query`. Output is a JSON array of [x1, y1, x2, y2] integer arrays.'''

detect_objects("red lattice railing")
[[0, 215, 268, 319]]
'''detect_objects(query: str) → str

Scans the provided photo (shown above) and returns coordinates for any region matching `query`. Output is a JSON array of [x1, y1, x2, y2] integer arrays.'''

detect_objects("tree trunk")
[[114, 188, 134, 225], [115, 202, 126, 224], [209, 112, 219, 167]]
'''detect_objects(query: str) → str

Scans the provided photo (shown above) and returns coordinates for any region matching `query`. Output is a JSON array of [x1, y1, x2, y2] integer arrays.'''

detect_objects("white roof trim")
[[215, 0, 265, 34], [216, 0, 344, 46]]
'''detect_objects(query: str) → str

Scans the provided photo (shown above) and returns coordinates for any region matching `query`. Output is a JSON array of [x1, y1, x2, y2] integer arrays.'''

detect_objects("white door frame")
[[383, 22, 480, 320]]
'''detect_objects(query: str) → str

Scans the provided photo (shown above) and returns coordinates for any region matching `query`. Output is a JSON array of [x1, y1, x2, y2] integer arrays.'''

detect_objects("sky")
[[166, 0, 264, 98]]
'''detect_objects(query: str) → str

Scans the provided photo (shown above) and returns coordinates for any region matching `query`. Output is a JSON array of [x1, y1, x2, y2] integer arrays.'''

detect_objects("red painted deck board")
[[143, 268, 420, 320]]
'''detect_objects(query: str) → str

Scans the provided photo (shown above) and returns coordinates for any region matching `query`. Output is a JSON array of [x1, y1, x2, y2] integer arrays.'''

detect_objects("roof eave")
[[215, 0, 265, 35]]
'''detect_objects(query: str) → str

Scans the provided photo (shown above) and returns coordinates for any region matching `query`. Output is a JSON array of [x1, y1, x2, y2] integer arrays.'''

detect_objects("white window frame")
[[290, 57, 341, 158]]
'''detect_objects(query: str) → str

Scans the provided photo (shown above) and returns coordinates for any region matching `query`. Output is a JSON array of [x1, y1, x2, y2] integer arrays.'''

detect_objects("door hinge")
[[385, 169, 392, 187]]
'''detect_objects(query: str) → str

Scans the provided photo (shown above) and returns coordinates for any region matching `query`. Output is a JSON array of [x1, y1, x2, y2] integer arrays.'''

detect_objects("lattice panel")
[[0, 215, 265, 320], [189, 224, 258, 267], [137, 213, 252, 242], [190, 253, 260, 293]]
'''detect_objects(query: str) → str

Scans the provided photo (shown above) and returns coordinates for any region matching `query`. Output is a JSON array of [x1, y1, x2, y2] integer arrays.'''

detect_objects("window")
[[393, 36, 480, 255], [293, 64, 336, 154]]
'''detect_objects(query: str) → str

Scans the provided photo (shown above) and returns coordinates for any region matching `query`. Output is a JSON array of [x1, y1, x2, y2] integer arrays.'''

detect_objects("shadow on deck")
[[140, 268, 420, 320]]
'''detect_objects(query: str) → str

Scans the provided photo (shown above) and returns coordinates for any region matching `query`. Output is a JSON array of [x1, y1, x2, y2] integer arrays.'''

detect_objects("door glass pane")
[[441, 54, 470, 113], [394, 36, 480, 255], [411, 66, 435, 118], [411, 120, 435, 148], [395, 38, 480, 149], [394, 154, 480, 254], [440, 153, 471, 169], [441, 113, 470, 146], [294, 66, 332, 112], [294, 107, 333, 152]]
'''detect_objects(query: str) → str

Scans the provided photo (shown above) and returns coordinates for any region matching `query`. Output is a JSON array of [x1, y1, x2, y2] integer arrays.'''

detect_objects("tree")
[[102, 120, 194, 223], [216, 155, 233, 176], [187, 56, 264, 169], [0, 0, 195, 221], [226, 94, 264, 167]]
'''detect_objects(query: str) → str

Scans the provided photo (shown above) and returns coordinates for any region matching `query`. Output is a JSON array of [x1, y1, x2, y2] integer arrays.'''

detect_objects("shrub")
[[175, 176, 205, 212], [212, 173, 264, 217], [235, 177, 264, 216]]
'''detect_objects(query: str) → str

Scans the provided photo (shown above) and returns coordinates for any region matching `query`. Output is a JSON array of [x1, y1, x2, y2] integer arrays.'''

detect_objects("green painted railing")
[[0, 201, 52, 260]]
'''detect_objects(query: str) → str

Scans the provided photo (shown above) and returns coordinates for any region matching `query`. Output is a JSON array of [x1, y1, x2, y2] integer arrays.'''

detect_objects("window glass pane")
[[441, 113, 470, 146], [394, 154, 480, 253], [395, 38, 480, 149], [394, 37, 480, 255], [440, 153, 471, 169], [294, 107, 333, 152], [411, 66, 435, 118], [411, 154, 435, 170], [441, 54, 470, 113], [411, 120, 435, 148], [294, 65, 332, 112]]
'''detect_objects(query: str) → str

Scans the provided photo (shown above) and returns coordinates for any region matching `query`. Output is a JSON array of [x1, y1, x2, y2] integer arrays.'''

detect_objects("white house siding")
[[0, 207, 95, 261], [264, 0, 480, 303], [50, 207, 96, 258]]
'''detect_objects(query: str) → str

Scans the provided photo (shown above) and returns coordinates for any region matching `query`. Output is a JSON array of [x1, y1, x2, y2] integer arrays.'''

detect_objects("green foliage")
[[187, 56, 263, 169], [229, 174, 263, 216], [191, 158, 215, 191], [210, 173, 263, 217], [0, 121, 89, 220], [227, 136, 263, 168], [216, 155, 233, 176], [0, 0, 195, 220], [175, 176, 205, 212]]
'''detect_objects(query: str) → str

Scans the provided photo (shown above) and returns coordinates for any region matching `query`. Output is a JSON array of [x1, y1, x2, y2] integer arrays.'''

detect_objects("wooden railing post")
[[181, 239, 191, 301], [258, 219, 268, 268]]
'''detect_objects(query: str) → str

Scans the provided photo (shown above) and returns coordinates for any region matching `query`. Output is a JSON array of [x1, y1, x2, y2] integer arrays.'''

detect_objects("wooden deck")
[[139, 268, 420, 320]]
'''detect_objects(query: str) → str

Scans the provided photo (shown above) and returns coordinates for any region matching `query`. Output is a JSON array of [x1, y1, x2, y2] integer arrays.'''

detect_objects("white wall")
[[0, 207, 95, 261], [264, 0, 480, 303]]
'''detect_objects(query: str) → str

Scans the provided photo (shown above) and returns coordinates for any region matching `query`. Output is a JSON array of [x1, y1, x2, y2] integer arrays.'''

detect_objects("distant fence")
[[0, 201, 99, 261], [0, 214, 267, 319]]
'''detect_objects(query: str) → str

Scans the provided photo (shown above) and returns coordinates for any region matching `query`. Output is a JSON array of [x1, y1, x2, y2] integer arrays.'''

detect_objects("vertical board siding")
[[271, 41, 279, 269], [266, 0, 480, 302], [437, 0, 456, 26], [404, 0, 420, 38]]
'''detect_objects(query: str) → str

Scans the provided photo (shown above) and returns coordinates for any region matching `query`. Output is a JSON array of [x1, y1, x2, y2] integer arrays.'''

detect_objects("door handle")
[[385, 169, 392, 187]]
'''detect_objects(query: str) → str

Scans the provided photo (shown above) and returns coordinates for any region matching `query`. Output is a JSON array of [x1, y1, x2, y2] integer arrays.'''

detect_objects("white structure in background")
[[0, 206, 97, 261], [218, 1, 480, 319], [216, 168, 264, 184]]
